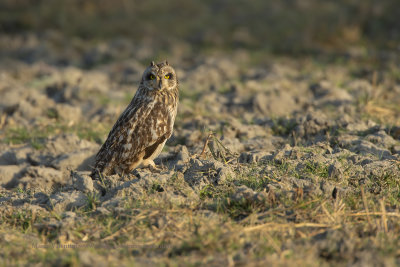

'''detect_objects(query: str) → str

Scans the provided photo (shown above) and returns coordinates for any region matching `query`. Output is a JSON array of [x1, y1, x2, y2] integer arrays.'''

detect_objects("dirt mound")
[[1, 34, 400, 266]]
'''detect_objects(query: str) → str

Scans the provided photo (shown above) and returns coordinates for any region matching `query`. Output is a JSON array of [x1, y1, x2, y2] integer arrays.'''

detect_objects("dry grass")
[[2, 173, 400, 266]]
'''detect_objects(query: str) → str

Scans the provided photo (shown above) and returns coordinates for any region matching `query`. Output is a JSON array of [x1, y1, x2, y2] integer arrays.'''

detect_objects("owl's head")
[[141, 61, 178, 91]]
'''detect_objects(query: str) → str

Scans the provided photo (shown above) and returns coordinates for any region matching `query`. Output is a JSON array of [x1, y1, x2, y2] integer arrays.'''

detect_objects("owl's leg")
[[141, 159, 163, 173], [141, 159, 155, 168], [127, 152, 145, 174], [140, 139, 167, 172]]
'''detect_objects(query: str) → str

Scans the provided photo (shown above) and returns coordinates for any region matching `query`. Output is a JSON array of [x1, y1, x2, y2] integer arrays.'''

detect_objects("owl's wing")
[[112, 100, 173, 161], [92, 96, 171, 175], [92, 96, 151, 174]]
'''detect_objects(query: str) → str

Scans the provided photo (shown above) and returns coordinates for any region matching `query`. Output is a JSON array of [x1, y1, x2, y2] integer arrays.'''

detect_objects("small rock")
[[94, 207, 111, 216], [239, 151, 270, 163], [295, 112, 331, 139], [253, 90, 297, 116], [176, 145, 190, 161], [273, 144, 292, 163], [209, 136, 244, 155], [169, 145, 190, 171], [230, 186, 267, 203], [319, 181, 337, 197], [1, 90, 22, 112], [231, 185, 256, 202], [102, 197, 124, 209], [0, 151, 17, 165], [55, 103, 81, 124], [0, 165, 23, 187], [355, 140, 394, 160], [253, 191, 268, 202], [15, 100, 42, 119], [184, 158, 232, 187], [51, 150, 97, 170], [62, 211, 76, 219], [360, 159, 373, 166], [72, 172, 94, 193], [0, 146, 32, 165], [216, 166, 235, 184], [15, 166, 65, 191], [311, 80, 353, 106], [363, 161, 400, 178], [339, 135, 395, 160], [26, 166, 63, 179], [33, 192, 50, 205], [28, 134, 99, 170], [392, 146, 400, 155], [328, 162, 342, 179], [346, 121, 373, 132], [61, 211, 77, 226], [49, 191, 87, 211], [79, 251, 106, 267], [365, 130, 398, 149]]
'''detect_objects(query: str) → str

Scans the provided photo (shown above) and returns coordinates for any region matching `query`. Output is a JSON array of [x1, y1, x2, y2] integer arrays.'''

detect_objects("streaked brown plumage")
[[91, 61, 179, 178]]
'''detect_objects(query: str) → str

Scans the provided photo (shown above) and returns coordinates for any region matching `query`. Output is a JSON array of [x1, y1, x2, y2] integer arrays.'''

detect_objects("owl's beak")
[[158, 79, 163, 90]]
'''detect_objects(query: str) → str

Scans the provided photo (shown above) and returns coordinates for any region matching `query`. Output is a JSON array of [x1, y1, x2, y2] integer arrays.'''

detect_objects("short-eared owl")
[[91, 61, 179, 178]]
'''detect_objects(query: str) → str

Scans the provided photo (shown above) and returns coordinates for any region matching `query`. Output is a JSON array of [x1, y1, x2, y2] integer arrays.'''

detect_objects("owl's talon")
[[148, 164, 163, 173]]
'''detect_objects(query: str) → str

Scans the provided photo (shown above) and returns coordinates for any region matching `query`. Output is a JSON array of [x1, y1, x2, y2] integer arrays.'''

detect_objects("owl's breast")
[[143, 99, 175, 140]]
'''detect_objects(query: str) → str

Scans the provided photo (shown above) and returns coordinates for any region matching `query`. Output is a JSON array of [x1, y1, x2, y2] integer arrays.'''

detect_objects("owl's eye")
[[148, 74, 156, 80], [164, 74, 171, 79]]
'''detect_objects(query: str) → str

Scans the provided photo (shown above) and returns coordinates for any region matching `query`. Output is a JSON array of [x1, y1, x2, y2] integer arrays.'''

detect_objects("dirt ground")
[[1, 32, 400, 266]]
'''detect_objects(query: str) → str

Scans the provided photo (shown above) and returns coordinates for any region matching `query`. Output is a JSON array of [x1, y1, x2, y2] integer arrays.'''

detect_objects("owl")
[[91, 61, 179, 178]]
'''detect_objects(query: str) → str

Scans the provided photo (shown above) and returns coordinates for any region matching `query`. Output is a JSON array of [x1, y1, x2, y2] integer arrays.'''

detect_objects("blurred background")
[[0, 0, 399, 67]]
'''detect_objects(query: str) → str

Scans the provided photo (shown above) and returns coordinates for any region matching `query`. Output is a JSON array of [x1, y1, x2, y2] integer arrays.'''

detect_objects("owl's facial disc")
[[142, 62, 177, 91]]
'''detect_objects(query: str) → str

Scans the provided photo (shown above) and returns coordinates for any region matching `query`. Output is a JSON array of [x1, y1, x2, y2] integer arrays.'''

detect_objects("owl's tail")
[[90, 159, 112, 179]]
